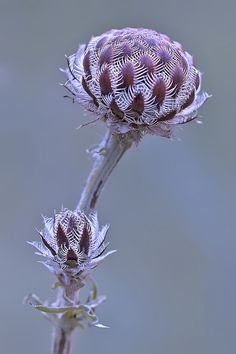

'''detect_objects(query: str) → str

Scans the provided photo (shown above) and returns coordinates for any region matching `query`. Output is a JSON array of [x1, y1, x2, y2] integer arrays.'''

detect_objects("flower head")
[[64, 27, 209, 137], [30, 208, 114, 276]]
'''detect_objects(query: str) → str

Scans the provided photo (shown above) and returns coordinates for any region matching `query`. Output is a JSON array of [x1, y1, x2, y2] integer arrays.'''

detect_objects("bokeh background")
[[1, 0, 235, 353]]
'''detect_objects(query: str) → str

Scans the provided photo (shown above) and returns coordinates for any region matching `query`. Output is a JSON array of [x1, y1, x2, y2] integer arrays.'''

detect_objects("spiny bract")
[[64, 27, 209, 137], [29, 209, 115, 276]]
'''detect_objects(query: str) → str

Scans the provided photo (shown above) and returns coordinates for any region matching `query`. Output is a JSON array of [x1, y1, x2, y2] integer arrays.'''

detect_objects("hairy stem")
[[51, 279, 81, 354], [52, 129, 132, 354], [77, 129, 133, 213], [52, 326, 73, 354]]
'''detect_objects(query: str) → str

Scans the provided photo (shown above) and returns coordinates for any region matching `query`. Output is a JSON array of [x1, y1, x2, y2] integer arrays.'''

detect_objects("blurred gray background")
[[0, 0, 235, 353]]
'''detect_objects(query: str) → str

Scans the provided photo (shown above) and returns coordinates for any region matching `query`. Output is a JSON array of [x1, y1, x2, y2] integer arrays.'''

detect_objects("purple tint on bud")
[[170, 67, 184, 96], [118, 43, 132, 57], [145, 37, 157, 46], [99, 68, 112, 95], [96, 36, 108, 49], [82, 77, 99, 106], [152, 78, 166, 107], [30, 209, 115, 276], [131, 93, 145, 114], [56, 223, 69, 248], [120, 62, 134, 89], [79, 227, 90, 255], [99, 46, 113, 67], [41, 235, 56, 256], [64, 27, 210, 137], [180, 56, 189, 73], [139, 55, 155, 74], [157, 48, 172, 63], [110, 99, 124, 118], [159, 109, 178, 122], [66, 248, 78, 262], [134, 41, 145, 51], [195, 73, 200, 91], [181, 90, 196, 110]]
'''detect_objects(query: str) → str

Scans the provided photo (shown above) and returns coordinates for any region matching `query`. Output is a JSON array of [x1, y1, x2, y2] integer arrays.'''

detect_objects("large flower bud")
[[30, 209, 114, 276], [64, 27, 209, 137]]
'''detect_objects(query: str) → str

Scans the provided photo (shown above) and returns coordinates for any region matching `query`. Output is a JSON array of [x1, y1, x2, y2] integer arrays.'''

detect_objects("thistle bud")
[[30, 209, 114, 277], [64, 27, 209, 137]]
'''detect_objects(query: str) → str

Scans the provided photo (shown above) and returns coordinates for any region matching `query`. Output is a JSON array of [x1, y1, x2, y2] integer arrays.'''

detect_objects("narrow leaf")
[[33, 305, 76, 314], [95, 323, 109, 329]]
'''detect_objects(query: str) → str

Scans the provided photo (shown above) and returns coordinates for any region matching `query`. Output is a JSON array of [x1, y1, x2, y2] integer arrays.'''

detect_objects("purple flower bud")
[[64, 28, 210, 137], [29, 209, 115, 276]]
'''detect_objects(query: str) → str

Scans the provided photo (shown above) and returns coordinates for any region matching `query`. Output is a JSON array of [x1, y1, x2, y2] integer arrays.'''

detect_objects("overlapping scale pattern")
[[64, 28, 209, 137], [29, 209, 114, 275]]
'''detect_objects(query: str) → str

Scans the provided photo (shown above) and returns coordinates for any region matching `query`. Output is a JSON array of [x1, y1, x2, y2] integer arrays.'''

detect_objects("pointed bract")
[[64, 27, 210, 138], [30, 208, 112, 276]]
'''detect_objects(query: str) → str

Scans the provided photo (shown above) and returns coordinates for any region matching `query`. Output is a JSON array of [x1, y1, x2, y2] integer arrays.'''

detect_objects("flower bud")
[[30, 209, 114, 276], [64, 27, 210, 137]]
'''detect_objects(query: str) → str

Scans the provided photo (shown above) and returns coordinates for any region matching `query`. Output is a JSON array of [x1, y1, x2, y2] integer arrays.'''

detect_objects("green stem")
[[51, 279, 81, 354]]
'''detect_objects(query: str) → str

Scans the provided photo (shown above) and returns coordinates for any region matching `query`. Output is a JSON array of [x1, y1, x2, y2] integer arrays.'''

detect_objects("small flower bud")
[[64, 27, 210, 137], [30, 209, 114, 276]]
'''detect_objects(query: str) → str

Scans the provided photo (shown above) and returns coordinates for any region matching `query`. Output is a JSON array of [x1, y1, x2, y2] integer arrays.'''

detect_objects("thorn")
[[196, 119, 203, 124], [35, 227, 41, 234], [76, 117, 100, 130], [95, 323, 109, 329], [63, 95, 75, 103], [206, 92, 213, 99]]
